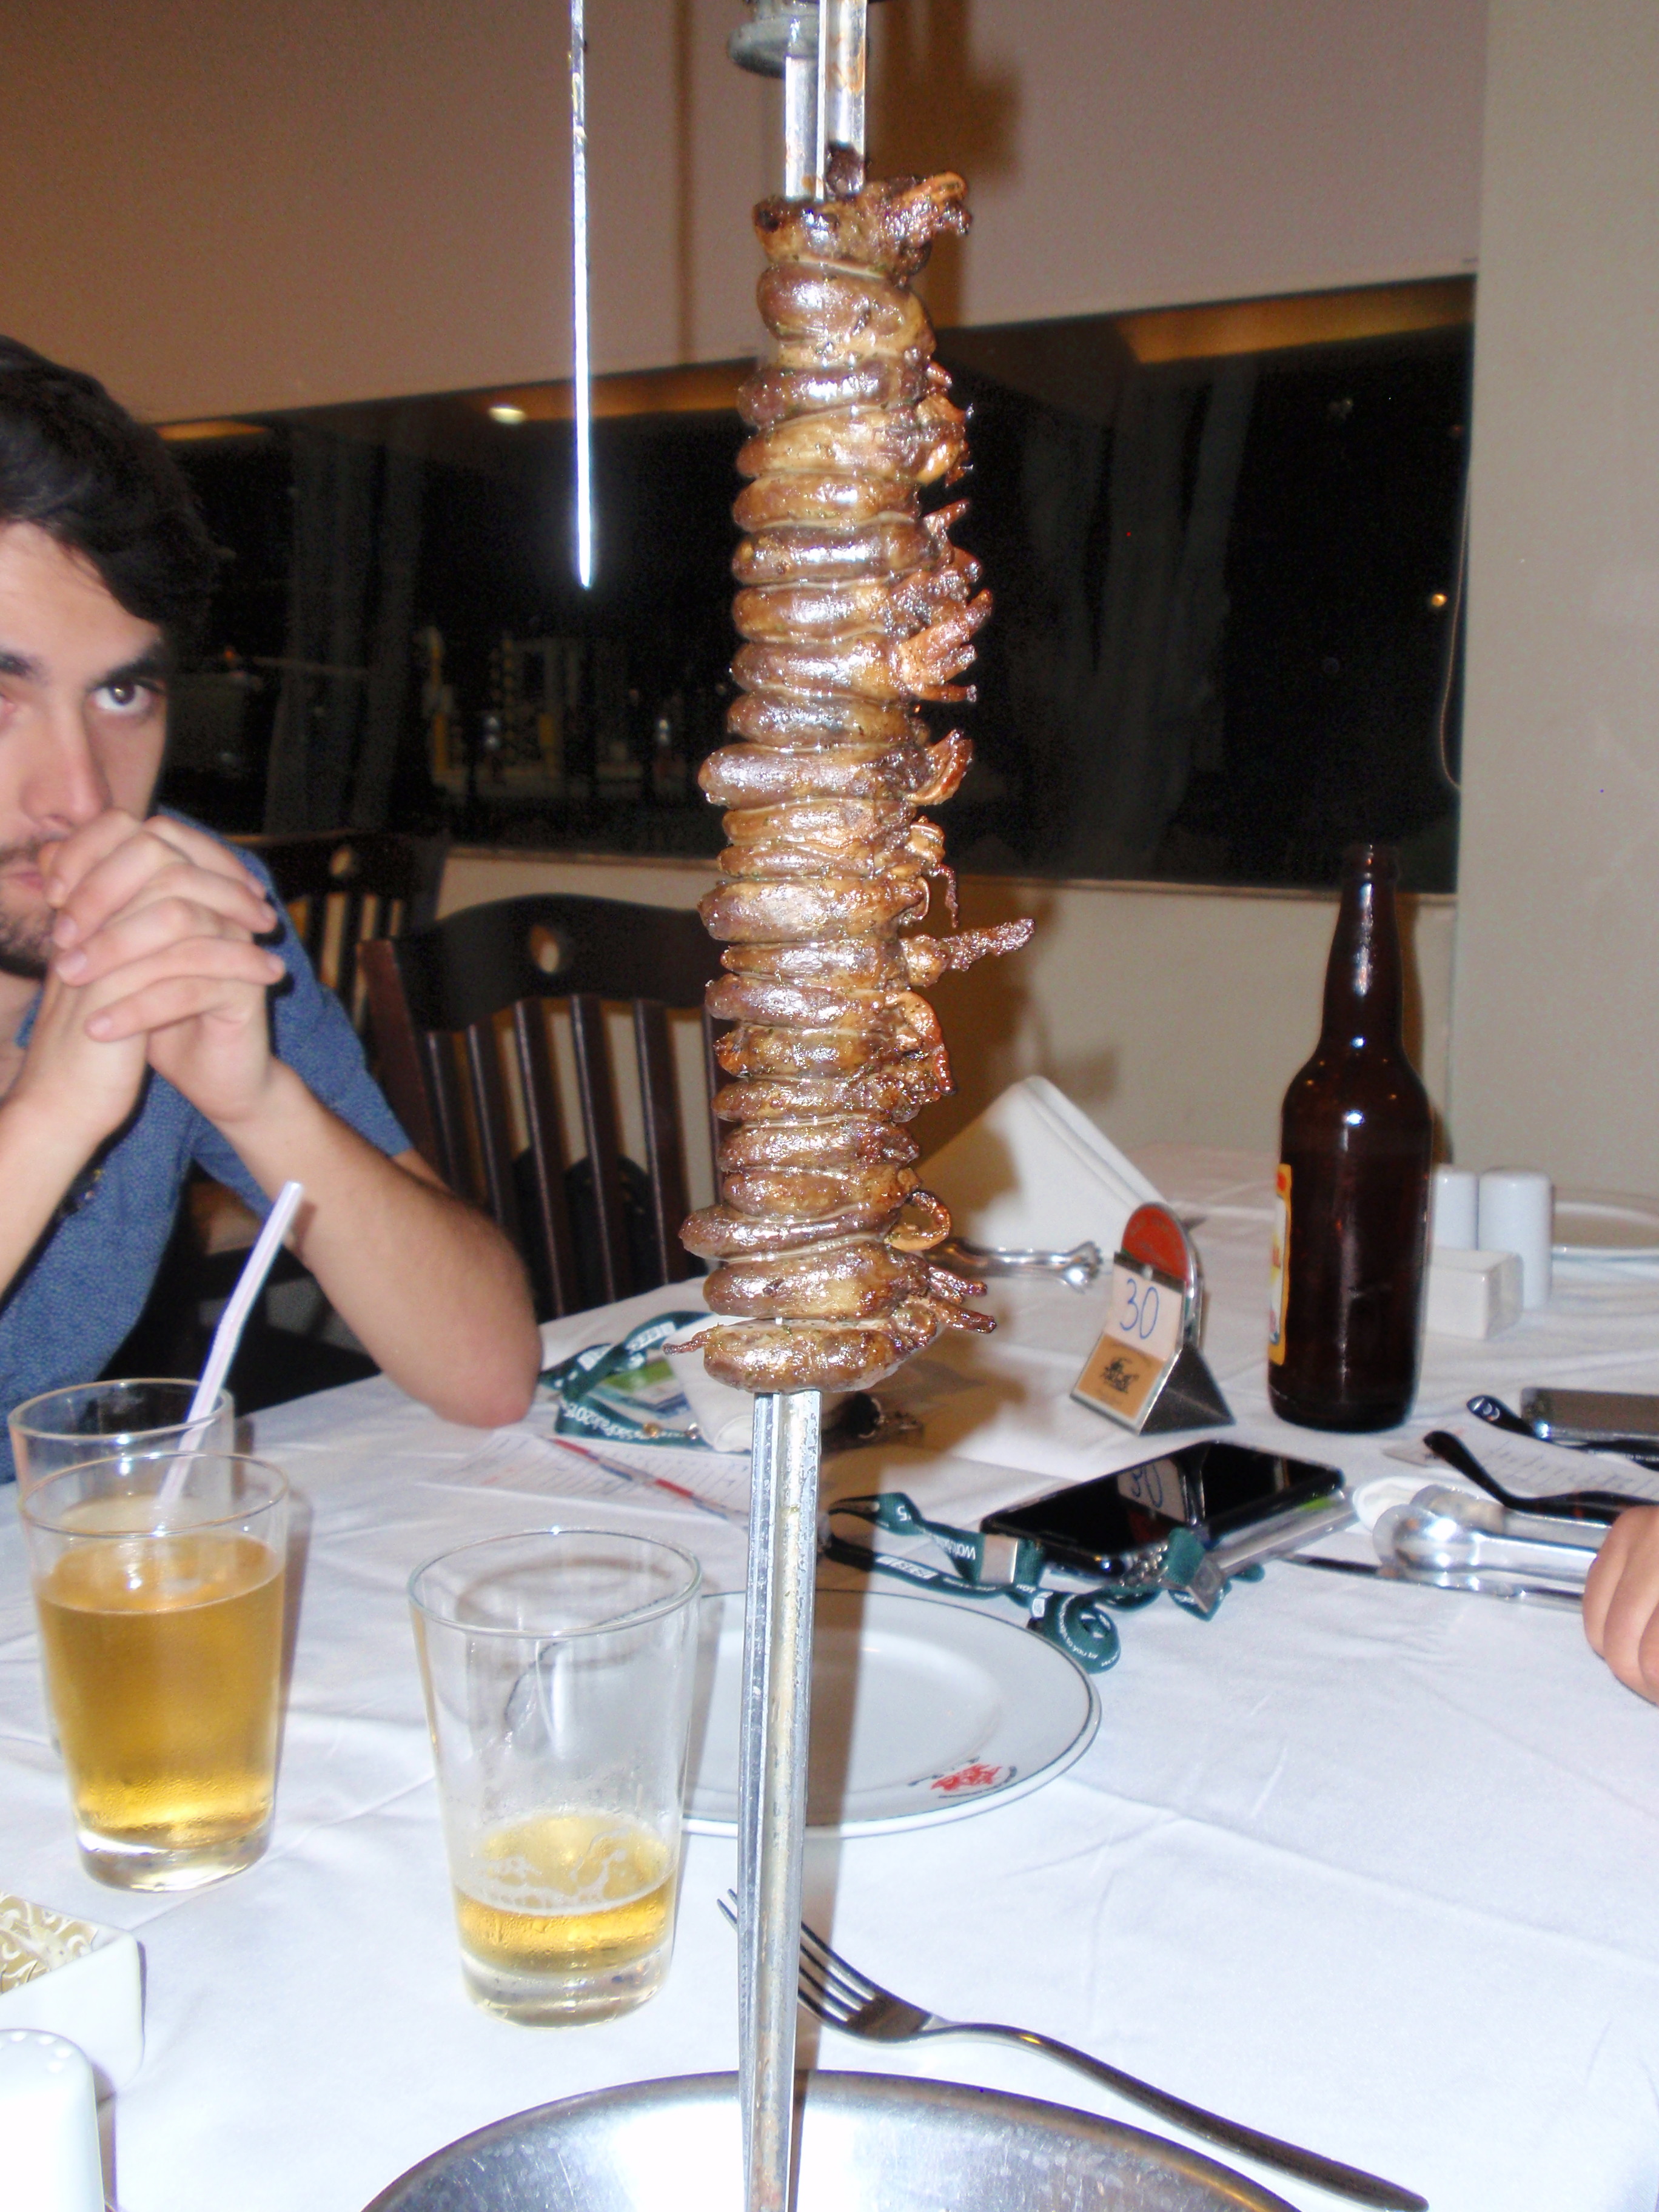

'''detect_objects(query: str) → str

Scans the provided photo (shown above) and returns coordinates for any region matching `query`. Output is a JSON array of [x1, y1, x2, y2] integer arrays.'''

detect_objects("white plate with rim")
[[1552, 1190, 1659, 1261], [684, 1587, 1099, 1838]]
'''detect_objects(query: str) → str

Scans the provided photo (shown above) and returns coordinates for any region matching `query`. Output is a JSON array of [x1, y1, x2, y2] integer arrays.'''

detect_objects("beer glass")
[[11, 1379, 235, 1498], [22, 1450, 289, 1891], [409, 1529, 702, 2025]]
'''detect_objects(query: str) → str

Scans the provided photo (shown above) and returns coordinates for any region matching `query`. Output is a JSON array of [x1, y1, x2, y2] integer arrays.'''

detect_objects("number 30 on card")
[[1072, 1256, 1188, 1429]]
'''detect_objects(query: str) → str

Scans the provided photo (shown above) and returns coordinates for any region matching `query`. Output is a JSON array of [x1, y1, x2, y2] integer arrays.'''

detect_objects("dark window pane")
[[160, 281, 1469, 892]]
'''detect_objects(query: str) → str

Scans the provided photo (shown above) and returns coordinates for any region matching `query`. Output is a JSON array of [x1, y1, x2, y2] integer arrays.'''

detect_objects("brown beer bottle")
[[1267, 843, 1432, 1431]]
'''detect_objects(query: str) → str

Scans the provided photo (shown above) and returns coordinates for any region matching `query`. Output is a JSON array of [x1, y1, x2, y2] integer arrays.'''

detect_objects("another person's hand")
[[40, 813, 286, 1126], [1583, 1506, 1659, 1701]]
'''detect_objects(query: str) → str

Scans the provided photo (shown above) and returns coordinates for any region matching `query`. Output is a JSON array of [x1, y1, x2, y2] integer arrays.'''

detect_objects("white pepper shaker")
[[1430, 1166, 1479, 1250], [0, 2029, 104, 2210], [1478, 1168, 1554, 1309]]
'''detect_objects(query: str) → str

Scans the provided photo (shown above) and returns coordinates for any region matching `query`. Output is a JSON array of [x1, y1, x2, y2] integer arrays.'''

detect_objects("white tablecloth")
[[5, 1144, 1659, 2211]]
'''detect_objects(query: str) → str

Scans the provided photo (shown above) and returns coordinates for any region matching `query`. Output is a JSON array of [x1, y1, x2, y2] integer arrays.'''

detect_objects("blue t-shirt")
[[0, 847, 409, 1478]]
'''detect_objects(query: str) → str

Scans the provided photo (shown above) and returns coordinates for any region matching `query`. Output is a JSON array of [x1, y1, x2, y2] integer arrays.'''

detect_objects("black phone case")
[[984, 1447, 1343, 1576]]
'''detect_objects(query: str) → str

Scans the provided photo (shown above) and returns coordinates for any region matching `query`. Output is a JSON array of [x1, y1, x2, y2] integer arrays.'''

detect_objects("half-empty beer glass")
[[409, 1529, 702, 2025]]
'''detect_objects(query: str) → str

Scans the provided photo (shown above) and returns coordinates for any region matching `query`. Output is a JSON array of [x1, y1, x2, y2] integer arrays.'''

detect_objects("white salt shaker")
[[1430, 1166, 1479, 1250], [0, 2029, 104, 2210], [1478, 1168, 1554, 1308]]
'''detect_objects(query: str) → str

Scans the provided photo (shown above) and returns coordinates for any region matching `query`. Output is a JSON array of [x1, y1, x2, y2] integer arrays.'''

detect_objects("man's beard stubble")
[[0, 840, 54, 981]]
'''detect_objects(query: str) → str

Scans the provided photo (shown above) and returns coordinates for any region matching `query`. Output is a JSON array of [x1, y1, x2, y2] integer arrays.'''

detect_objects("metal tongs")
[[1373, 1484, 1607, 1605], [938, 1237, 1103, 1292]]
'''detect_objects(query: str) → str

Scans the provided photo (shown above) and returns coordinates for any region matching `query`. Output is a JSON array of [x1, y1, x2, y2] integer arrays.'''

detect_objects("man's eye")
[[93, 680, 159, 715]]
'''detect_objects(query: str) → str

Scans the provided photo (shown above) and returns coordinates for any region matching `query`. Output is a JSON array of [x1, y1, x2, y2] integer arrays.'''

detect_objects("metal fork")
[[717, 1897, 1425, 2211]]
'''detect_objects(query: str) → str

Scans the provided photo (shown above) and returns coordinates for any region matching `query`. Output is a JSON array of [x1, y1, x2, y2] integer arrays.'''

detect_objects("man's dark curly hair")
[[0, 337, 222, 649]]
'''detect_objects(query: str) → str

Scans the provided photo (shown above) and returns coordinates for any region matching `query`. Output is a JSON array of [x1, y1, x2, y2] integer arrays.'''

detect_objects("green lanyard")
[[821, 1492, 1240, 1674], [542, 1322, 1259, 1671], [540, 1312, 706, 1445]]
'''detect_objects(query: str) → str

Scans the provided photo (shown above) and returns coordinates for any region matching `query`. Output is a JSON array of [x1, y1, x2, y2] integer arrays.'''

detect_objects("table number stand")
[[1072, 1202, 1233, 1435]]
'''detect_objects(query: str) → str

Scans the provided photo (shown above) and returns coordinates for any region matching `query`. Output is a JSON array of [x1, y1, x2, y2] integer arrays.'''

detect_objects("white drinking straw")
[[157, 1179, 305, 1506]]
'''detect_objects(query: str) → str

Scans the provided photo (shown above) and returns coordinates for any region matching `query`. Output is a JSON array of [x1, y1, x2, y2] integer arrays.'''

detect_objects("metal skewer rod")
[[569, 0, 594, 586], [782, 36, 818, 199], [818, 0, 867, 189], [736, 18, 820, 2207], [736, 10, 862, 2208], [738, 1386, 822, 2212]]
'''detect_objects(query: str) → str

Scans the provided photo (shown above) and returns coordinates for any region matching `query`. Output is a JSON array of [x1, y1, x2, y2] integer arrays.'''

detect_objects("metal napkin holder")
[[937, 1238, 1103, 1292]]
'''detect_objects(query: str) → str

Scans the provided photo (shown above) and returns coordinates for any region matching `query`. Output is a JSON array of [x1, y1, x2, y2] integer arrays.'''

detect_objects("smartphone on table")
[[982, 1441, 1344, 1578], [1522, 1388, 1659, 1454]]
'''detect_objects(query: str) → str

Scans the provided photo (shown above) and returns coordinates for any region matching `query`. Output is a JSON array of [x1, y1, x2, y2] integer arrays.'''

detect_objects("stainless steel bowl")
[[364, 2070, 1295, 2211]]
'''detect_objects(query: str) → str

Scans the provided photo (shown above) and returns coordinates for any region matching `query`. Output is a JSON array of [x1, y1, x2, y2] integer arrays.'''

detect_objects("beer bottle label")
[[1267, 1162, 1291, 1363]]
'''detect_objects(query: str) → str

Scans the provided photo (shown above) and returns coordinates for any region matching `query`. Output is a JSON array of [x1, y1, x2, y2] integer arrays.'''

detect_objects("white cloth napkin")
[[922, 1076, 1162, 1258]]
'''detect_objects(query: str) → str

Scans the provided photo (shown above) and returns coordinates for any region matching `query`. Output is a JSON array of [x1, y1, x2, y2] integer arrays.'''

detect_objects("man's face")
[[0, 522, 167, 978]]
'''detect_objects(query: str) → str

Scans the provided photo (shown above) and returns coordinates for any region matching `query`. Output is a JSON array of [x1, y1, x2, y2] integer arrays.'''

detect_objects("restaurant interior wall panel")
[[1451, 0, 1659, 1191], [438, 850, 1455, 1172], [1, 0, 1484, 421]]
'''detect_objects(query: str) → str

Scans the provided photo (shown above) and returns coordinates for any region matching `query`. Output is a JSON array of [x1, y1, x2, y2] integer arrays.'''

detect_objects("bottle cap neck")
[[1341, 840, 1399, 886], [1323, 846, 1404, 1044]]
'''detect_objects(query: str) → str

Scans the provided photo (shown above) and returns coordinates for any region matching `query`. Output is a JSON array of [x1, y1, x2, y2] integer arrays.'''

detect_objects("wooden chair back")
[[234, 829, 448, 1033], [360, 893, 724, 1316]]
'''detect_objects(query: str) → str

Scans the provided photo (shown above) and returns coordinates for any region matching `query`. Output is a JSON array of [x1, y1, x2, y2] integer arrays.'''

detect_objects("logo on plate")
[[922, 1760, 1014, 1796]]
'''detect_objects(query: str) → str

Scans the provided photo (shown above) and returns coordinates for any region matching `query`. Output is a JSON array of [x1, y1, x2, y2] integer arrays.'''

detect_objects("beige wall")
[[441, 850, 1456, 1191], [1449, 0, 1659, 1190], [1, 1, 1484, 420]]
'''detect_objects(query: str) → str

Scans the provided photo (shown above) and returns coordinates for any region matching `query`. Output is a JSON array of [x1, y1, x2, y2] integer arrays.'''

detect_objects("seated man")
[[0, 337, 541, 1470], [1584, 1509, 1659, 1702]]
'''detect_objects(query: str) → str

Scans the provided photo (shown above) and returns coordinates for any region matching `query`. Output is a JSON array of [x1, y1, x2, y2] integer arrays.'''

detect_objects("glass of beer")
[[21, 1450, 289, 1891], [409, 1529, 702, 2025], [11, 1379, 235, 1498]]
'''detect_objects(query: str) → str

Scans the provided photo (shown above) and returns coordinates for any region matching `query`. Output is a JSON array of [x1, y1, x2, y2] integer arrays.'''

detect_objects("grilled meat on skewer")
[[682, 168, 1031, 1393]]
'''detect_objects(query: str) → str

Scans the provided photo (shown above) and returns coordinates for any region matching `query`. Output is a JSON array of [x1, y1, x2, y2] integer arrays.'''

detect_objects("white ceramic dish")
[[0, 1897, 142, 2091], [1553, 1190, 1659, 1261], [685, 1586, 1099, 1837]]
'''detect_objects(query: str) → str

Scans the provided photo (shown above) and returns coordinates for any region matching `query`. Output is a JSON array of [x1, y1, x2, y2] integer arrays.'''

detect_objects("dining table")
[[5, 1141, 1659, 2212]]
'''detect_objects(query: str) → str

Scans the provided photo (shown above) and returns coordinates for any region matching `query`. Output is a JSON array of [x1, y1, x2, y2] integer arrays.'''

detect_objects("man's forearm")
[[215, 1062, 541, 1427], [0, 1094, 107, 1307]]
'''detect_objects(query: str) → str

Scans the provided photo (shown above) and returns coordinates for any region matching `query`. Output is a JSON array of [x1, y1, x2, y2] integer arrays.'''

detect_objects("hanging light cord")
[[571, 0, 594, 587]]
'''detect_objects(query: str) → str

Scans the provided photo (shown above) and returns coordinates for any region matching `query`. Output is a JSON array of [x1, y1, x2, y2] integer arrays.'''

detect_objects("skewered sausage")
[[681, 167, 1031, 1393]]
